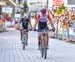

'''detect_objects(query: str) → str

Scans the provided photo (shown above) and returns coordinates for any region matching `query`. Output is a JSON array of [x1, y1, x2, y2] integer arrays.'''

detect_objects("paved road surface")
[[0, 28, 75, 62]]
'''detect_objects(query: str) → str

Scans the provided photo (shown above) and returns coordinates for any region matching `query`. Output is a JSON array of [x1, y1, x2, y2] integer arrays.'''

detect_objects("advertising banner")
[[2, 6, 13, 13]]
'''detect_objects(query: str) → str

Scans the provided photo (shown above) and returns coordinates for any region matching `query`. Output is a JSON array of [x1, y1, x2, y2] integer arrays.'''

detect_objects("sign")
[[69, 24, 75, 39], [15, 14, 21, 18], [2, 6, 13, 13], [52, 0, 63, 6]]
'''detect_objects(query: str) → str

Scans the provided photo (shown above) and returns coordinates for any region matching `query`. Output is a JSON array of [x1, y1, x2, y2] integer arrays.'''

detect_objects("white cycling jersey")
[[39, 14, 48, 22]]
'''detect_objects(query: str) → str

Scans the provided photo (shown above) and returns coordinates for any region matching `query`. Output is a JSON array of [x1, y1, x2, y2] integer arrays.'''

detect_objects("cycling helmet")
[[23, 14, 28, 18], [41, 8, 47, 14]]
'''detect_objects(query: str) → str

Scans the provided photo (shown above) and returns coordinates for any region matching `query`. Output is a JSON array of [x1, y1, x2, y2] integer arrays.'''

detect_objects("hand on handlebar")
[[52, 27, 55, 32], [32, 27, 37, 31], [48, 27, 55, 32]]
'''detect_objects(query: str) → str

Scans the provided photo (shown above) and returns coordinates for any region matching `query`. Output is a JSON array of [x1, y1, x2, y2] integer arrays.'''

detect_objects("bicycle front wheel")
[[22, 35, 26, 50], [44, 37, 47, 59]]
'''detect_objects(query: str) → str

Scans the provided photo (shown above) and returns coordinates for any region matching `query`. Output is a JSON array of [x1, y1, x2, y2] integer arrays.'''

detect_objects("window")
[[18, 0, 22, 4], [13, 0, 16, 2], [68, 0, 75, 5]]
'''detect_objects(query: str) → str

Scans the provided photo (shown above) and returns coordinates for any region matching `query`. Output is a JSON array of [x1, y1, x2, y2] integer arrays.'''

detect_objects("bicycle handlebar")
[[33, 28, 55, 32]]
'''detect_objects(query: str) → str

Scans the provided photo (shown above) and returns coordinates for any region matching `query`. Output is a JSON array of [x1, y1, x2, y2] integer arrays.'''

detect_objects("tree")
[[56, 3, 65, 14], [23, 1, 28, 13]]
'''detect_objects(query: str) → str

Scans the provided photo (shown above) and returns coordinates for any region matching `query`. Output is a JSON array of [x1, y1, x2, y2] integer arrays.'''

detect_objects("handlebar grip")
[[49, 28, 55, 32]]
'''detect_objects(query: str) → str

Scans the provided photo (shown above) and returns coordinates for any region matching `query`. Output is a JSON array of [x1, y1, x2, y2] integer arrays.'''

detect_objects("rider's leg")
[[21, 29, 24, 44], [38, 32, 41, 49], [46, 32, 49, 48], [25, 32, 28, 45], [41, 33, 49, 49], [20, 29, 23, 41], [41, 33, 44, 48]]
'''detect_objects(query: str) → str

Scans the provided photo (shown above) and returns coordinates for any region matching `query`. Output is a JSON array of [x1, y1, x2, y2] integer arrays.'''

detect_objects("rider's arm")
[[48, 14, 54, 28], [19, 18, 23, 24], [33, 14, 40, 30], [19, 18, 23, 29]]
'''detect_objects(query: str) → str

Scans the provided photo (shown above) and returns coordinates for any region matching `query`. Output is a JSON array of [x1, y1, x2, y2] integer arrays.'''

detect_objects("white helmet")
[[23, 13, 28, 18]]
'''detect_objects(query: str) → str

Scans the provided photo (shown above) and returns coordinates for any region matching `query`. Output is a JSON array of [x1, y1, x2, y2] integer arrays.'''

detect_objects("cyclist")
[[19, 14, 32, 45], [33, 8, 55, 49]]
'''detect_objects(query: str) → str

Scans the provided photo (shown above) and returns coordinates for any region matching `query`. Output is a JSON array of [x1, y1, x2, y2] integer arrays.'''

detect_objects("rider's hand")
[[19, 26, 23, 30], [32, 27, 36, 31], [29, 28, 32, 31], [29, 26, 32, 31], [32, 28, 35, 31], [52, 27, 55, 32]]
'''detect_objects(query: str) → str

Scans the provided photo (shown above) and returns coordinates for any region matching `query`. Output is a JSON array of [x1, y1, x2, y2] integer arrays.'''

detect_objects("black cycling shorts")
[[38, 21, 48, 32]]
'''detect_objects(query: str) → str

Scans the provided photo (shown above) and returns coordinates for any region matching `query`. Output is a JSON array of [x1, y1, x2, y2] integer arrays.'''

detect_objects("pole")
[[47, 0, 48, 9]]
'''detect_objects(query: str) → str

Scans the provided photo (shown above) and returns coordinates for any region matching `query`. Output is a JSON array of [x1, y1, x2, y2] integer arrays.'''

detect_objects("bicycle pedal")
[[23, 47, 25, 50], [41, 55, 43, 57], [47, 47, 49, 50], [22, 42, 24, 44], [38, 47, 41, 50], [44, 57, 47, 59], [26, 43, 28, 46], [38, 46, 41, 50]]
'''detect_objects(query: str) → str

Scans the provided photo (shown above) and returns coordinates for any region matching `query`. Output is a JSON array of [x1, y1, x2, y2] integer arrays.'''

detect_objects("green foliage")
[[57, 7, 62, 14], [73, 17, 75, 20], [62, 5, 65, 9], [72, 17, 75, 24], [23, 1, 28, 13], [56, 4, 65, 14]]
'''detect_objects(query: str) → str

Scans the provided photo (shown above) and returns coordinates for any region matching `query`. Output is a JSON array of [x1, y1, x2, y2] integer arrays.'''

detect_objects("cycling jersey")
[[36, 14, 52, 31], [38, 15, 48, 29], [20, 17, 29, 30]]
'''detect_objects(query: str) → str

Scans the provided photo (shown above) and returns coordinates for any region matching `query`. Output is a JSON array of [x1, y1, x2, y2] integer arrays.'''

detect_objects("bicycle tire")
[[23, 44, 25, 50], [40, 39, 43, 57], [44, 36, 47, 59], [41, 48, 44, 57], [22, 34, 26, 50], [26, 35, 28, 46], [44, 48, 47, 59]]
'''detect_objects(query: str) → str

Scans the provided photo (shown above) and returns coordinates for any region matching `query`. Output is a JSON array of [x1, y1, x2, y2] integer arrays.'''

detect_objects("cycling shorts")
[[23, 28, 29, 32], [38, 21, 48, 32], [38, 25, 48, 32]]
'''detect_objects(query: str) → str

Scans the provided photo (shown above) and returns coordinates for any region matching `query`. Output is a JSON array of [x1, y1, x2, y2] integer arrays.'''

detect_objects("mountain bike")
[[39, 28, 55, 59]]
